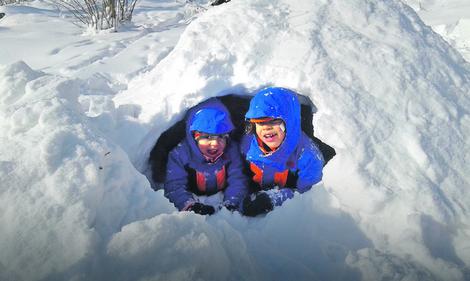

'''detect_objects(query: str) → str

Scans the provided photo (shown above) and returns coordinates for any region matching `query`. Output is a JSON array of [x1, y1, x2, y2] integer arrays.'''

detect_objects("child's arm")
[[267, 144, 323, 206], [223, 143, 249, 209], [238, 135, 324, 211], [296, 139, 324, 193], [164, 146, 196, 211]]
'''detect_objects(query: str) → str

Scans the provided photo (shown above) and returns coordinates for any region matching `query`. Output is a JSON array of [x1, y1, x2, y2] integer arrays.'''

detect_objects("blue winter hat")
[[245, 87, 299, 121], [189, 107, 234, 134]]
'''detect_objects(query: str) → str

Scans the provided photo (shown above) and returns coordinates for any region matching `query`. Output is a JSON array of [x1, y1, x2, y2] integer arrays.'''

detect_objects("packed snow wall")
[[1, 0, 470, 280], [116, 0, 470, 279]]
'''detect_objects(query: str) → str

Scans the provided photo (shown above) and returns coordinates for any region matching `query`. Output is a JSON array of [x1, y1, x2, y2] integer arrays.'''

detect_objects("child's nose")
[[261, 123, 273, 129]]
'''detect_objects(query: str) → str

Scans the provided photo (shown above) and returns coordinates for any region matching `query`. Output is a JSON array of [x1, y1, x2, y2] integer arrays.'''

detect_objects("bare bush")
[[53, 0, 138, 30]]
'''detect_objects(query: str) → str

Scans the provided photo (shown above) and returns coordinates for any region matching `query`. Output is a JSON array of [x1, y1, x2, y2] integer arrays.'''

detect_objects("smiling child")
[[241, 87, 324, 216]]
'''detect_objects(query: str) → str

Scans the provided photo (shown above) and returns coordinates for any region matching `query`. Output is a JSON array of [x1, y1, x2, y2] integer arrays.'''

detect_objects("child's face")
[[255, 119, 286, 150], [195, 133, 228, 158]]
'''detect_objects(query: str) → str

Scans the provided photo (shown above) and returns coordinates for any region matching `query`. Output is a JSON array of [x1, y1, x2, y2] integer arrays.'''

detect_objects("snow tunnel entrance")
[[148, 94, 336, 190]]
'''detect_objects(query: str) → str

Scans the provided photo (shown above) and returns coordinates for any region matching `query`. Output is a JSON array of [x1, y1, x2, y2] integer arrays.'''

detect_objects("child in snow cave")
[[164, 98, 248, 215], [240, 87, 324, 217]]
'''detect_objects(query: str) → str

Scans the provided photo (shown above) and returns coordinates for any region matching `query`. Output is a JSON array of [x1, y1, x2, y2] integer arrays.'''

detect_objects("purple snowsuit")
[[164, 98, 248, 211]]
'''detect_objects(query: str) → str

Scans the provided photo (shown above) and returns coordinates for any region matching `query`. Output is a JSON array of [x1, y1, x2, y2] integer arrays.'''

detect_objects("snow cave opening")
[[147, 93, 336, 191]]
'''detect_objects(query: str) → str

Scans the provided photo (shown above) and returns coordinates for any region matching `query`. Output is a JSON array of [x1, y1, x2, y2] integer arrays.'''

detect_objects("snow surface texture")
[[1, 0, 470, 280], [404, 0, 470, 61], [0, 0, 197, 80]]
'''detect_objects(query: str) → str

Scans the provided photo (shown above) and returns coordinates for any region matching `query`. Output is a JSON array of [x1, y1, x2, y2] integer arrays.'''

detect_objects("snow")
[[403, 0, 470, 61], [0, 0, 194, 80], [1, 0, 470, 280]]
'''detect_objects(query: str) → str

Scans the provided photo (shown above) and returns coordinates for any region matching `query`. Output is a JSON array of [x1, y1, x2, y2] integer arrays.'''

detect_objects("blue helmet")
[[245, 87, 300, 122], [189, 107, 234, 134]]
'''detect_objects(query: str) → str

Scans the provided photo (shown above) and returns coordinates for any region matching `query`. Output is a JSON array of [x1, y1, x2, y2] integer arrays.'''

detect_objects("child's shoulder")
[[239, 134, 253, 154], [225, 139, 242, 154], [297, 132, 324, 162], [169, 139, 191, 157], [298, 131, 317, 146]]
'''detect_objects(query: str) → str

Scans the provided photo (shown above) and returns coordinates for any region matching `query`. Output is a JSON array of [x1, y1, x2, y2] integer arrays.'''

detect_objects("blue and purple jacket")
[[241, 87, 324, 206], [164, 98, 248, 210]]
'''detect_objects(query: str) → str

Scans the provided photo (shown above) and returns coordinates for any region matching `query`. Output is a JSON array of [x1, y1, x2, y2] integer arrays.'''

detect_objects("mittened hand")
[[223, 202, 239, 212], [242, 192, 274, 217], [189, 202, 215, 215], [269, 188, 294, 206]]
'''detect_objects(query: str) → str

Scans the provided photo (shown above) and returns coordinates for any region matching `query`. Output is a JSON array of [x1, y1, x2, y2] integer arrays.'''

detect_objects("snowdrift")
[[1, 0, 470, 280]]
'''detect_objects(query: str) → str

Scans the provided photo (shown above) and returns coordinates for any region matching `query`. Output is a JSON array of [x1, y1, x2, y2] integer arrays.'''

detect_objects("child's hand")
[[188, 202, 215, 215], [242, 192, 274, 217], [222, 202, 238, 212]]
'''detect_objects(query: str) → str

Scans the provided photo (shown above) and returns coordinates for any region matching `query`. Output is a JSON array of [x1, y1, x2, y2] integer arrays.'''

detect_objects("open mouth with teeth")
[[262, 133, 278, 142], [207, 148, 221, 155]]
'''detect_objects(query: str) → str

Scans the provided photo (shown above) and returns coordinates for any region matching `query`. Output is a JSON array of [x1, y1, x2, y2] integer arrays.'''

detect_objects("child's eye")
[[210, 134, 228, 141], [257, 119, 284, 126], [195, 134, 228, 143]]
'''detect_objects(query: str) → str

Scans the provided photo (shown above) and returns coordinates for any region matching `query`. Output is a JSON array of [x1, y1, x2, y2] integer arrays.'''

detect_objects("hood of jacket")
[[245, 87, 301, 171], [185, 98, 234, 161]]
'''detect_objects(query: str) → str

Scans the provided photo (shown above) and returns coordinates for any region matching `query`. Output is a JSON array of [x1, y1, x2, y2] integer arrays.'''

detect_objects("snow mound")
[[1, 0, 470, 280], [115, 0, 470, 280], [0, 61, 171, 281], [433, 19, 470, 61]]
